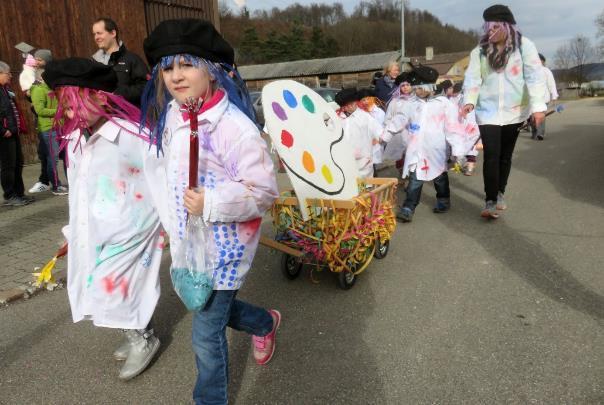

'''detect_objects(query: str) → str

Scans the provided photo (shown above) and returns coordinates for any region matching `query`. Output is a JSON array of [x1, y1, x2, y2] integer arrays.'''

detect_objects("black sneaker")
[[5, 197, 29, 207]]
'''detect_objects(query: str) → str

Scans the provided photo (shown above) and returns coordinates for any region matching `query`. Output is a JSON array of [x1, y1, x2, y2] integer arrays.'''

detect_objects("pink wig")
[[53, 86, 150, 154]]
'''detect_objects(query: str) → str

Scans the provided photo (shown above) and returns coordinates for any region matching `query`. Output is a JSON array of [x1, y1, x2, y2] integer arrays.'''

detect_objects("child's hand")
[[184, 188, 205, 216]]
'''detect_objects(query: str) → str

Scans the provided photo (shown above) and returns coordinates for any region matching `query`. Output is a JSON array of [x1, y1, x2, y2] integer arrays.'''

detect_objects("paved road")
[[1, 98, 603, 404]]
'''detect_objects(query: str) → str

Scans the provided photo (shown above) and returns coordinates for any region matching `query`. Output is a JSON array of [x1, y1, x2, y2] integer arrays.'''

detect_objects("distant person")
[[30, 50, 68, 195], [0, 61, 31, 207], [375, 61, 400, 103], [462, 4, 546, 219], [92, 17, 149, 105], [530, 53, 558, 140], [28, 50, 56, 194]]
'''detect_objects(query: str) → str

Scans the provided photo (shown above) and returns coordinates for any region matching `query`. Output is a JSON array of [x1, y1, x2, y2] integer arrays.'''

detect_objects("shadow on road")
[[436, 178, 604, 321]]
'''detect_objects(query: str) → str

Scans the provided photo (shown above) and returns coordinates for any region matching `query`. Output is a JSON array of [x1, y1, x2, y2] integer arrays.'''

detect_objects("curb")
[[0, 270, 67, 306]]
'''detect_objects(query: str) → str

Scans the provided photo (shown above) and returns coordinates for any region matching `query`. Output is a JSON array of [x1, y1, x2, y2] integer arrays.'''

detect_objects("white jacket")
[[463, 36, 546, 125], [382, 96, 475, 181], [339, 108, 382, 178], [63, 119, 164, 329]]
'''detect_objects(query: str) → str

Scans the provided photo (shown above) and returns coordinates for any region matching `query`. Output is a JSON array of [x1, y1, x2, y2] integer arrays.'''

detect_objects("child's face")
[[162, 56, 213, 105], [400, 82, 412, 95], [343, 102, 357, 114], [62, 93, 105, 128], [415, 87, 431, 99]]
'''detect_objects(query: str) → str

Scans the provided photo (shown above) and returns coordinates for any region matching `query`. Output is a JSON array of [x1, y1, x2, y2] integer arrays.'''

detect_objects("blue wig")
[[140, 54, 258, 155]]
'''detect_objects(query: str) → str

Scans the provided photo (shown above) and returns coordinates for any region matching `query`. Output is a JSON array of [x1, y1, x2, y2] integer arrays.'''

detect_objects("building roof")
[[239, 51, 401, 81], [238, 50, 471, 81]]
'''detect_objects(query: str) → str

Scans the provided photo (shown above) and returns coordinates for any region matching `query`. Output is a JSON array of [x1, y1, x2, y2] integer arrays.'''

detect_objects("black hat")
[[357, 88, 377, 99], [42, 57, 117, 92], [483, 4, 516, 25], [335, 88, 359, 107], [538, 53, 546, 62], [410, 65, 439, 85], [144, 19, 235, 67], [394, 71, 413, 85]]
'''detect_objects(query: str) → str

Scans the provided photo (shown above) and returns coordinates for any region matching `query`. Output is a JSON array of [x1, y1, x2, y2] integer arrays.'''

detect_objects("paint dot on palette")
[[301, 95, 315, 113], [321, 165, 333, 184], [272, 102, 287, 120], [281, 130, 294, 148], [302, 151, 315, 173], [283, 90, 297, 108]]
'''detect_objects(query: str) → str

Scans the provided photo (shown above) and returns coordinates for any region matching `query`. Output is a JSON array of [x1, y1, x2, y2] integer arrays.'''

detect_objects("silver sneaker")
[[118, 329, 160, 381], [52, 185, 69, 196], [481, 200, 499, 219], [113, 335, 132, 361], [496, 192, 507, 210]]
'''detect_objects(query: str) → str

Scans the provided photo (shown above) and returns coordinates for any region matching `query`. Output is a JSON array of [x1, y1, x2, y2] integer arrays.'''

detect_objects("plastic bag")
[[170, 215, 214, 311]]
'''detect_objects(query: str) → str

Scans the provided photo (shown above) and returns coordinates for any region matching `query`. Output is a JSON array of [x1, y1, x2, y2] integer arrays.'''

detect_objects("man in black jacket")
[[92, 17, 149, 106]]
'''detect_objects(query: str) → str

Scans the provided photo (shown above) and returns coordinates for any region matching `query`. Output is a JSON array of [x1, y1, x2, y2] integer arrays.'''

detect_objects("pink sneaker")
[[252, 309, 281, 365]]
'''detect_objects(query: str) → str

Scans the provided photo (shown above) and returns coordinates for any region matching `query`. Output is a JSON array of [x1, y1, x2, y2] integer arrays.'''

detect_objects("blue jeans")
[[41, 130, 61, 189], [402, 170, 450, 211], [192, 290, 273, 405]]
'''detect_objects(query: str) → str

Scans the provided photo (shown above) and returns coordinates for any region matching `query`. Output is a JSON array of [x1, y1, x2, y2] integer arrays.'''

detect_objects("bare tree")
[[568, 35, 595, 84]]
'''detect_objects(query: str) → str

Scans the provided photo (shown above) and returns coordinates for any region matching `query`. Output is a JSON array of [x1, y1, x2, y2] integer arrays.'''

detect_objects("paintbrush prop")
[[33, 242, 68, 288], [520, 104, 565, 131]]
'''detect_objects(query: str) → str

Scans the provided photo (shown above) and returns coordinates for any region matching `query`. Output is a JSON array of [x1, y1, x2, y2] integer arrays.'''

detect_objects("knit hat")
[[483, 4, 516, 25], [33, 49, 53, 64], [335, 88, 359, 107], [143, 19, 235, 67], [43, 57, 117, 92]]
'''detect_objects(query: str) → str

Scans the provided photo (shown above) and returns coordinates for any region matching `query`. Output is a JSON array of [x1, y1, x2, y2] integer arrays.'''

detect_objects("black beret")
[[335, 88, 359, 107], [411, 65, 439, 85], [483, 4, 516, 25], [357, 87, 377, 99], [144, 19, 235, 67], [42, 57, 117, 92], [394, 71, 413, 85]]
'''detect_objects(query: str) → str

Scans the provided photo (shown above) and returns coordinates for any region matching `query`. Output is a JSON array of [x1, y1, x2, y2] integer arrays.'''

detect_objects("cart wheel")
[[373, 239, 390, 259], [281, 253, 302, 280], [338, 269, 357, 290]]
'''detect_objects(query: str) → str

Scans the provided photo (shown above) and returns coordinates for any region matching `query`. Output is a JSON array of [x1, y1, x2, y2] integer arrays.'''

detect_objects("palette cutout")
[[262, 80, 360, 219]]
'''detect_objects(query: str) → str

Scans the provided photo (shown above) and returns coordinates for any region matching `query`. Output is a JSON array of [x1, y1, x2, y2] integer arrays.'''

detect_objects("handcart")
[[260, 178, 397, 289]]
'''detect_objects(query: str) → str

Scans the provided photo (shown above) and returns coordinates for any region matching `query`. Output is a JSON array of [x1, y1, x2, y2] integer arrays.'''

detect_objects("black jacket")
[[94, 44, 149, 106], [0, 86, 18, 136]]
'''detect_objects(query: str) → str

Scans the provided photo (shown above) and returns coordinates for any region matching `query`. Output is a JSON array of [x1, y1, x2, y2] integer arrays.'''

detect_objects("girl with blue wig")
[[141, 19, 280, 404]]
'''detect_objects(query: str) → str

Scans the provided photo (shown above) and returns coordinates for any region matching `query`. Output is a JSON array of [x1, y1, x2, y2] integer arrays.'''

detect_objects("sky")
[[229, 0, 603, 63]]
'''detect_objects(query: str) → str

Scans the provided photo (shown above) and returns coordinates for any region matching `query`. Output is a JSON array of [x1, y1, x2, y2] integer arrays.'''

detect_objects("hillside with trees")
[[219, 0, 479, 65]]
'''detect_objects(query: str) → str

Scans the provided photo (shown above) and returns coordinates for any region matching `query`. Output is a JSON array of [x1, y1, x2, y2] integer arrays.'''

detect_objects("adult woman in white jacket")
[[462, 4, 546, 219]]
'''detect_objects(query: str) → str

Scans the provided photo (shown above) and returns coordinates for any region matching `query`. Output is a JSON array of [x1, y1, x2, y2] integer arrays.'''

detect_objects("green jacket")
[[30, 82, 57, 132]]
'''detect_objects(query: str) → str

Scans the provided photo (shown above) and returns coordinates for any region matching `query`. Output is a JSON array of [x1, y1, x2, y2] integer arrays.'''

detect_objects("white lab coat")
[[63, 119, 164, 329], [339, 108, 382, 178], [382, 96, 475, 181]]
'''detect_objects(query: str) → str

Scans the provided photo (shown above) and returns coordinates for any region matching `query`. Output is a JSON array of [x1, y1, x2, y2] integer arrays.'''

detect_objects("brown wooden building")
[[0, 0, 219, 162]]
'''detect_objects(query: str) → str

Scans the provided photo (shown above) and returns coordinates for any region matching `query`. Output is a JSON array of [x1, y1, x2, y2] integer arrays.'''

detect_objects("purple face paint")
[[272, 102, 288, 120], [283, 90, 297, 108]]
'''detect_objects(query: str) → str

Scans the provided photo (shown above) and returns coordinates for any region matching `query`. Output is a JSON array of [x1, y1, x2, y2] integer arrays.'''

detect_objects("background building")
[[0, 0, 219, 162]]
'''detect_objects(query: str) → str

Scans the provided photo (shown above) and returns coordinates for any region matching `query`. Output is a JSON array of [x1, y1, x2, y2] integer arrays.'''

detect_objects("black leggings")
[[479, 123, 521, 202]]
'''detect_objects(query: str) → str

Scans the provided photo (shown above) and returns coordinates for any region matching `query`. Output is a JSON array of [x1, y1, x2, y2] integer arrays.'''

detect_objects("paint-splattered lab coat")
[[145, 91, 279, 291], [338, 108, 382, 178], [382, 96, 476, 181], [463, 36, 546, 126], [63, 119, 164, 329]]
